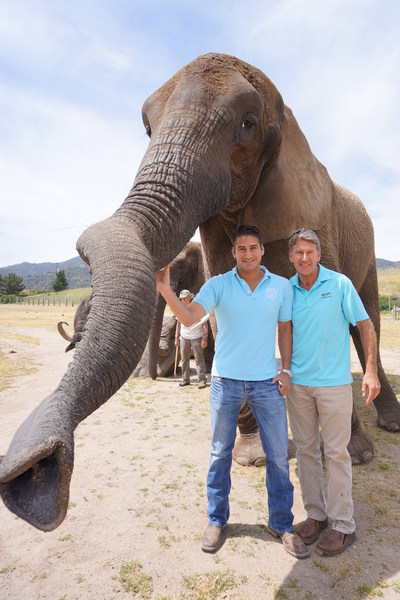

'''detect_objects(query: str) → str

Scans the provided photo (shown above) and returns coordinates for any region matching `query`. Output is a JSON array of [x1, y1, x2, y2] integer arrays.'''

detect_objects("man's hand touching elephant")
[[155, 263, 171, 294]]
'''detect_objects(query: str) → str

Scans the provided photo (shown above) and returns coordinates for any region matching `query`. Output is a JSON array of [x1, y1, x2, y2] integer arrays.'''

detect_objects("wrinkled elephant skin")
[[1, 53, 398, 531]]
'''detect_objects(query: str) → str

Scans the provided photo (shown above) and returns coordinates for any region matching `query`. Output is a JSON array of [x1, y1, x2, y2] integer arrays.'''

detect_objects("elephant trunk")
[[0, 108, 232, 531], [0, 218, 156, 530]]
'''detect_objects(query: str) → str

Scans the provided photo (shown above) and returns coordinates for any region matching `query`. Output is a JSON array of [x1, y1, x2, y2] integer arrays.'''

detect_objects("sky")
[[1, 0, 399, 267]]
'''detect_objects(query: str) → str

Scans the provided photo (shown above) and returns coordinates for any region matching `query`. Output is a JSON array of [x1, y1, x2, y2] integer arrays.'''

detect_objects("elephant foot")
[[347, 429, 374, 465], [376, 404, 400, 433], [372, 377, 400, 432], [233, 432, 265, 467], [233, 433, 297, 467]]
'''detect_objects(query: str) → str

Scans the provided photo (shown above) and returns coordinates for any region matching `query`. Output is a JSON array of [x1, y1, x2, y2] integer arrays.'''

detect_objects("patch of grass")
[[355, 580, 388, 598], [182, 569, 236, 599], [392, 581, 400, 592], [119, 561, 152, 598], [163, 481, 180, 491], [0, 565, 16, 574], [378, 463, 390, 471], [157, 535, 175, 549], [312, 559, 329, 573], [0, 347, 36, 392], [274, 586, 289, 599]]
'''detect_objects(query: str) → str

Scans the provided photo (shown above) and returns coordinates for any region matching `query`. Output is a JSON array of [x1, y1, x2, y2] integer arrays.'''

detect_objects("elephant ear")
[[242, 105, 333, 243]]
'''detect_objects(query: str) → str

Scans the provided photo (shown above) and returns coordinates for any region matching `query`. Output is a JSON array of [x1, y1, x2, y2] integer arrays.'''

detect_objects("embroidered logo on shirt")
[[321, 292, 332, 299], [265, 288, 278, 300]]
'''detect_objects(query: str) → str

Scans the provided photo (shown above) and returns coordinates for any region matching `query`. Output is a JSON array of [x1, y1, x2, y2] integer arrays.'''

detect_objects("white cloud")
[[0, 84, 148, 265]]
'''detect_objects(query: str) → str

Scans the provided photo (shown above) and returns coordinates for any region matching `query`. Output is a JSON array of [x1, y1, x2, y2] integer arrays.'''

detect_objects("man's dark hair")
[[232, 225, 263, 246]]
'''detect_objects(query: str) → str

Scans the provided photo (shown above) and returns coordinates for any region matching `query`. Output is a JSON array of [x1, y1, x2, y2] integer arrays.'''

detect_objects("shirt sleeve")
[[340, 276, 369, 325], [278, 279, 293, 322], [193, 277, 220, 314]]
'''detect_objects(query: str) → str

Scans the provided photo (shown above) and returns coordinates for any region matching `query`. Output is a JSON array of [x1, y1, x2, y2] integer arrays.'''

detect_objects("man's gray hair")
[[288, 229, 321, 252]]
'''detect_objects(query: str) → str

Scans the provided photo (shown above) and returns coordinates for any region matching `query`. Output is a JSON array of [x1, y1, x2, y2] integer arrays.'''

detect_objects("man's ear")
[[289, 250, 294, 264], [261, 244, 265, 256], [231, 245, 236, 259]]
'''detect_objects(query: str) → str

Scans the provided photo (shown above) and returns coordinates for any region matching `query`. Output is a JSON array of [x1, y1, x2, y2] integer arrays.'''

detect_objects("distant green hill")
[[0, 256, 91, 292], [376, 258, 400, 270]]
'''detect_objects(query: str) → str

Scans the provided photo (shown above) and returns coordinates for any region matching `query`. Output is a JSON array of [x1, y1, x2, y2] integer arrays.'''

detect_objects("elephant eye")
[[144, 122, 152, 138], [240, 113, 257, 136], [242, 120, 254, 131]]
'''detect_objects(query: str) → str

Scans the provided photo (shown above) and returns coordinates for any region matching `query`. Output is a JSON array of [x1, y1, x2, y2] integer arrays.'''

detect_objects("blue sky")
[[1, 0, 399, 267]]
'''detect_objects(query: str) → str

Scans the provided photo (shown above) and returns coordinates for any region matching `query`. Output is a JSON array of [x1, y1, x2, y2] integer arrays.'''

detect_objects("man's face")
[[289, 239, 321, 278], [232, 235, 264, 273]]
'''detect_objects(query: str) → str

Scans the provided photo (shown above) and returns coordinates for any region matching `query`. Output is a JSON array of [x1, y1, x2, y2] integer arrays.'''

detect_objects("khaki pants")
[[286, 383, 355, 534], [180, 336, 206, 384]]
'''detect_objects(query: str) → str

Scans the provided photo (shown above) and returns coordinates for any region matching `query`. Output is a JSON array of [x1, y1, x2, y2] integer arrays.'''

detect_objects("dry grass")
[[379, 314, 400, 351], [378, 268, 400, 297], [0, 304, 77, 330]]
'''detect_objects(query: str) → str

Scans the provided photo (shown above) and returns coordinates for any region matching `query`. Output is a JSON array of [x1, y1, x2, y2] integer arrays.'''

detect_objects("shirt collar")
[[291, 263, 332, 290], [233, 265, 270, 280]]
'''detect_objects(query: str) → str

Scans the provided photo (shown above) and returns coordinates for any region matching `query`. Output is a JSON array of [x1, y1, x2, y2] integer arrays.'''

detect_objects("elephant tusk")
[[57, 321, 73, 343]]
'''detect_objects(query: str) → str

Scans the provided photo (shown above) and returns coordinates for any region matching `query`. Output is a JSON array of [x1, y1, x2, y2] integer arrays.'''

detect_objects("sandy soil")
[[1, 309, 400, 599]]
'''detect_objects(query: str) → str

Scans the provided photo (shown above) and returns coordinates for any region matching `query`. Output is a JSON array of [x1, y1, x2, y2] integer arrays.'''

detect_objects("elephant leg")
[[347, 394, 374, 465], [233, 402, 296, 467], [233, 402, 266, 467], [350, 323, 400, 433]]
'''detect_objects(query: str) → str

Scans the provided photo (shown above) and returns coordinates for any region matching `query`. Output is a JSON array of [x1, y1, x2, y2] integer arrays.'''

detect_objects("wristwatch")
[[280, 369, 293, 378]]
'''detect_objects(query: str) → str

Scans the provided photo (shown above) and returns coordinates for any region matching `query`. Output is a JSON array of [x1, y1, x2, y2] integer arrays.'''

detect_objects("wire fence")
[[9, 297, 87, 307]]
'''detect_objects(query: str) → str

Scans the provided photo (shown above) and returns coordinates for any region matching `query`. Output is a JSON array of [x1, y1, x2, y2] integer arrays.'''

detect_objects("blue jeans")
[[207, 376, 294, 533]]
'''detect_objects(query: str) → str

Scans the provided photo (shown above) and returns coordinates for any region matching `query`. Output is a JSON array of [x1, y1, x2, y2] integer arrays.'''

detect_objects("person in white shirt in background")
[[175, 289, 208, 389]]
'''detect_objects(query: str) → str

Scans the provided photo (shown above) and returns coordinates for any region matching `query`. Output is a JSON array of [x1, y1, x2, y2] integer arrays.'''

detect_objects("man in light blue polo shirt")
[[286, 229, 381, 557], [156, 225, 309, 559]]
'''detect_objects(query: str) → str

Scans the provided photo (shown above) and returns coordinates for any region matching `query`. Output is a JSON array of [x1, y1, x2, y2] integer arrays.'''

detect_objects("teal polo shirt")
[[290, 264, 369, 386], [194, 266, 293, 381]]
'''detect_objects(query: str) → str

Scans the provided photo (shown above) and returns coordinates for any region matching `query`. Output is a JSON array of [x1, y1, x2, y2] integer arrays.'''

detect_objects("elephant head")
[[0, 53, 377, 530]]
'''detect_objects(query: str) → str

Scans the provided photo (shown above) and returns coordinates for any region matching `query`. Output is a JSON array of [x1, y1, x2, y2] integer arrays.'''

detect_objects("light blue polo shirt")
[[290, 264, 369, 386], [194, 266, 292, 380]]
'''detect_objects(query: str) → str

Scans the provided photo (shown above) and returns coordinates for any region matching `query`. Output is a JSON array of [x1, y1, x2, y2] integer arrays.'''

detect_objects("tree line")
[[0, 269, 69, 297]]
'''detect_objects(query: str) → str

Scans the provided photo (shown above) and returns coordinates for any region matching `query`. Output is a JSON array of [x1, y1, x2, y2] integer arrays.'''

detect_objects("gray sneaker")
[[267, 526, 310, 559], [201, 525, 224, 552]]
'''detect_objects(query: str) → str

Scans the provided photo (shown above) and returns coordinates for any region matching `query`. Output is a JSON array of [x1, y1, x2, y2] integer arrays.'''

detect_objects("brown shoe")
[[201, 525, 224, 552], [296, 517, 329, 545], [316, 529, 356, 557], [267, 526, 310, 559], [198, 382, 207, 389], [179, 381, 190, 387]]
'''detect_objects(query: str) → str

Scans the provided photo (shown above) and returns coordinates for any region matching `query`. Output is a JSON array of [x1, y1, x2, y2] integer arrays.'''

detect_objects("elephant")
[[134, 241, 214, 378], [1, 53, 399, 533], [57, 296, 92, 352]]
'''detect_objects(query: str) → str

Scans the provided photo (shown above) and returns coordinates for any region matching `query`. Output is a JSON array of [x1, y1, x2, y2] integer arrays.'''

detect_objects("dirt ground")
[[1, 305, 400, 600]]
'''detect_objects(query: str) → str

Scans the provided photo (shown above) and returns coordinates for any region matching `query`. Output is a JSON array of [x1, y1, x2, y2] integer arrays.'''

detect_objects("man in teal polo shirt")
[[156, 225, 308, 558], [286, 229, 381, 556]]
